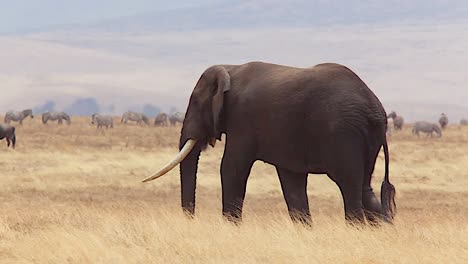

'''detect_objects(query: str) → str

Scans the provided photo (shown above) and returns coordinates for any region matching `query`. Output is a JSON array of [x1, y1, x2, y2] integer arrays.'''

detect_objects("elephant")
[[143, 61, 396, 225], [0, 124, 16, 148]]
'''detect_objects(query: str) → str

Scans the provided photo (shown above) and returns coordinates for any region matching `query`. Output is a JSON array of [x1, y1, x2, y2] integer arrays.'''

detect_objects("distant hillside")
[[51, 0, 468, 33]]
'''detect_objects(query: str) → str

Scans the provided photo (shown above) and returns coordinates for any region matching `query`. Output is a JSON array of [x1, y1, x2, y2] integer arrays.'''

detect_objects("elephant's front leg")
[[220, 146, 255, 224], [276, 167, 311, 225]]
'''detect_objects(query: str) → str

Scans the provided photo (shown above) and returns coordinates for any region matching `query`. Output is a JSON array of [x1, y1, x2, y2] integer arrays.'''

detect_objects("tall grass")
[[0, 117, 466, 263]]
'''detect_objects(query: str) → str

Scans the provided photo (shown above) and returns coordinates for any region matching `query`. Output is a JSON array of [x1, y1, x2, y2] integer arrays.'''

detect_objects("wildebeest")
[[387, 111, 404, 130], [412, 121, 442, 137], [154, 113, 169, 126], [439, 113, 448, 129], [386, 126, 392, 137], [460, 119, 468, 126], [42, 111, 71, 125], [0, 124, 16, 148], [168, 112, 184, 126], [91, 113, 114, 129], [4, 109, 33, 125], [121, 111, 149, 125]]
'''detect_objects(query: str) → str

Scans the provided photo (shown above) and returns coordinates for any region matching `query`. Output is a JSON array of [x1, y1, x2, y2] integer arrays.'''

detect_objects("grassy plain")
[[0, 117, 466, 263]]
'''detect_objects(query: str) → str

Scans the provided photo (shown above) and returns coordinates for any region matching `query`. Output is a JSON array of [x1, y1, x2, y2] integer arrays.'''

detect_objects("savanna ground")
[[0, 117, 466, 263]]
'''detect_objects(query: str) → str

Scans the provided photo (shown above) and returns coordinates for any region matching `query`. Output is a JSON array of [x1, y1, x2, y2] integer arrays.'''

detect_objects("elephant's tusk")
[[142, 139, 197, 182]]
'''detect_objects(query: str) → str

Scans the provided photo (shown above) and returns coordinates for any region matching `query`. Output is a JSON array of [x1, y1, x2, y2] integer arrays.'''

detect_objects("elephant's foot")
[[223, 210, 242, 225], [362, 187, 392, 225], [289, 210, 312, 227]]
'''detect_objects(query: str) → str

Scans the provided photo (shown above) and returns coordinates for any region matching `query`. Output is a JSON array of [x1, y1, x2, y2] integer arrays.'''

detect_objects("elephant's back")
[[229, 62, 386, 134]]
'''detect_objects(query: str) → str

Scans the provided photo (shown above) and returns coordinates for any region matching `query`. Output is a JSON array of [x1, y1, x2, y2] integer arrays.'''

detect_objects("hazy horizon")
[[1, 1, 468, 121]]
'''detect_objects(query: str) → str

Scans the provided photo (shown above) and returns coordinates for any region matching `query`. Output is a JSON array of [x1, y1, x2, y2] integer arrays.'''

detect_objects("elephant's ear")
[[211, 66, 230, 139]]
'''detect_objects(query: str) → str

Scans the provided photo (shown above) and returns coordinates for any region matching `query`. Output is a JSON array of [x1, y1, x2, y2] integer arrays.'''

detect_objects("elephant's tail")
[[381, 140, 396, 221]]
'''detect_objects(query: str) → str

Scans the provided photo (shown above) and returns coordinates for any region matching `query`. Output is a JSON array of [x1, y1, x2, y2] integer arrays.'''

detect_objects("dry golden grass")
[[0, 117, 466, 263]]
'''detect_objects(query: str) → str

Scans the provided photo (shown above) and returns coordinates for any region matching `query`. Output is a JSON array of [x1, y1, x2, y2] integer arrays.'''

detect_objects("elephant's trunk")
[[180, 142, 201, 216]]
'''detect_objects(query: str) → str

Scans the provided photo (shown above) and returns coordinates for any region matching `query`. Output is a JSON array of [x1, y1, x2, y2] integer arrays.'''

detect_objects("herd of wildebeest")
[[0, 109, 186, 148], [386, 111, 463, 137], [0, 108, 465, 149]]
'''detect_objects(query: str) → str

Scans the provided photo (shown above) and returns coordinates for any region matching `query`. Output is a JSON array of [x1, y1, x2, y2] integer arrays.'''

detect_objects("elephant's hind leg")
[[330, 141, 366, 223], [362, 186, 383, 224], [276, 167, 311, 226], [220, 143, 255, 224], [362, 149, 387, 224]]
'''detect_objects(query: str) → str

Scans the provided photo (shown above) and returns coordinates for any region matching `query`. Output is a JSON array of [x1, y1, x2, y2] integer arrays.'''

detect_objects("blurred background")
[[1, 0, 467, 121]]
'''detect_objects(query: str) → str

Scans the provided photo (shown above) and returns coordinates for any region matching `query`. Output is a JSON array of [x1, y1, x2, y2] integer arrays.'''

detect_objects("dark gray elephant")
[[0, 124, 16, 148], [387, 111, 404, 130], [143, 62, 396, 225], [439, 113, 448, 129]]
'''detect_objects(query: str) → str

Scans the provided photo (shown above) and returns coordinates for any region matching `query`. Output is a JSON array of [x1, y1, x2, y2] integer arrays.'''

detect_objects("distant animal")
[[143, 62, 396, 225], [439, 113, 448, 129], [91, 114, 114, 129], [412, 121, 442, 137], [386, 126, 392, 137], [154, 113, 169, 126], [121, 111, 149, 125], [4, 109, 34, 125], [387, 111, 404, 130], [0, 124, 16, 148], [460, 119, 468, 126], [42, 111, 71, 125], [168, 112, 185, 126]]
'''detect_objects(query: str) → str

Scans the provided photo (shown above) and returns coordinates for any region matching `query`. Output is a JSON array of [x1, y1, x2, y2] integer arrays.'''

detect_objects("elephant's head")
[[143, 66, 230, 216]]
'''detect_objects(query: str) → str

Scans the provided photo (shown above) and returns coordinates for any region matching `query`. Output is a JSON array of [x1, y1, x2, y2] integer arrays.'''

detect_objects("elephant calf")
[[0, 124, 16, 148]]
